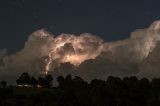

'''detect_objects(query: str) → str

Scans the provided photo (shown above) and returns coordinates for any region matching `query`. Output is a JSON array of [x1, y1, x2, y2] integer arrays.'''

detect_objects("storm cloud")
[[1, 21, 160, 82]]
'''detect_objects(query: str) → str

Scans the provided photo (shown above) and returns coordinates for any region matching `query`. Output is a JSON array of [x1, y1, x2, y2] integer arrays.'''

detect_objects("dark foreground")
[[1, 76, 160, 106]]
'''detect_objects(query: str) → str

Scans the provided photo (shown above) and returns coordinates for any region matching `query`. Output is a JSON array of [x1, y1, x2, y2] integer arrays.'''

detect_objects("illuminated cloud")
[[55, 20, 160, 80], [0, 29, 105, 76], [1, 20, 160, 81]]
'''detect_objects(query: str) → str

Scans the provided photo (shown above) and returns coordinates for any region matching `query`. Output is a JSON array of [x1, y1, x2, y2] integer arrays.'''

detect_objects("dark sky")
[[0, 0, 160, 53]]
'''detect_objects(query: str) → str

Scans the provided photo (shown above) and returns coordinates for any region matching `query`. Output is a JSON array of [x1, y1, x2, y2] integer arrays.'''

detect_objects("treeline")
[[1, 73, 160, 106], [16, 72, 53, 88]]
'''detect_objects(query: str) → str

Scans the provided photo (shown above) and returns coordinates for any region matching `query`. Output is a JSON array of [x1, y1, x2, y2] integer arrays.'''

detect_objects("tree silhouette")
[[57, 75, 65, 84], [150, 78, 160, 105], [30, 77, 38, 88], [38, 75, 53, 88], [45, 74, 53, 88], [16, 72, 31, 86], [38, 77, 46, 87], [0, 81, 7, 88]]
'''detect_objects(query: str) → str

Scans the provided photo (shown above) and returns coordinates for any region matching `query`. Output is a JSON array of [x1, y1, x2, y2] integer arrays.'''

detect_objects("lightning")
[[43, 52, 52, 74]]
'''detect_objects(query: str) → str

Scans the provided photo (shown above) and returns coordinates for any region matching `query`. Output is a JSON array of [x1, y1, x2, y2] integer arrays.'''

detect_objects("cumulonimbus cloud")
[[1, 20, 160, 82]]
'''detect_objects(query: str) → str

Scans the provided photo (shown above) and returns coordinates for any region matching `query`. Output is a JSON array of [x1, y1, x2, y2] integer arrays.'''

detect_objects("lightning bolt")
[[43, 52, 52, 75]]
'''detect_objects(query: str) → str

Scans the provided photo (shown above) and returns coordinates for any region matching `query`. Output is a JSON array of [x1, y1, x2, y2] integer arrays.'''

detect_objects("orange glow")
[[38, 31, 105, 74]]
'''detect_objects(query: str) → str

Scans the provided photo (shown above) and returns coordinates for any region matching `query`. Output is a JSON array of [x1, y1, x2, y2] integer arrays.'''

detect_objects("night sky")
[[0, 0, 160, 53]]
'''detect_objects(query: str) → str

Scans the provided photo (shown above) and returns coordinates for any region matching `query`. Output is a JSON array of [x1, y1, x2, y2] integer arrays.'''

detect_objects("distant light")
[[24, 84, 29, 87], [37, 84, 42, 88], [17, 84, 33, 87], [17, 85, 23, 87]]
